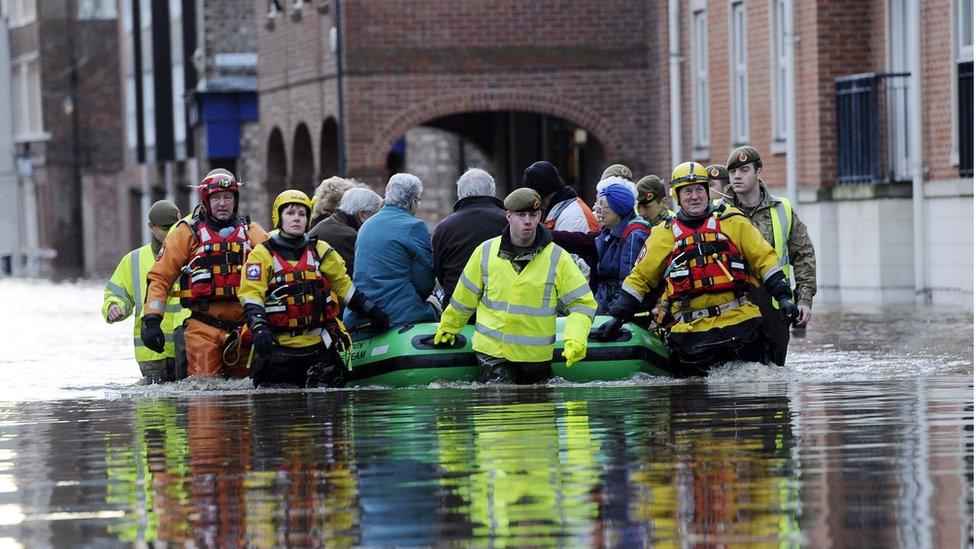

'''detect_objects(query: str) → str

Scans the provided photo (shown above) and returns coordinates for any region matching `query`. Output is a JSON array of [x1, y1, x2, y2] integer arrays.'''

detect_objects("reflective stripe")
[[557, 282, 591, 309], [475, 323, 556, 346], [242, 297, 265, 307], [164, 303, 182, 313], [148, 300, 166, 311], [458, 273, 481, 296], [541, 247, 563, 306], [105, 281, 129, 301], [479, 240, 492, 289], [769, 195, 794, 284], [565, 305, 597, 318], [342, 285, 356, 305], [761, 264, 783, 282], [449, 297, 477, 315], [621, 282, 644, 301], [130, 249, 143, 319]]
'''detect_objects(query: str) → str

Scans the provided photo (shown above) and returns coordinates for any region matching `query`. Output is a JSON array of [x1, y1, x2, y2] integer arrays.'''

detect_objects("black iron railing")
[[835, 72, 912, 184], [959, 61, 973, 177]]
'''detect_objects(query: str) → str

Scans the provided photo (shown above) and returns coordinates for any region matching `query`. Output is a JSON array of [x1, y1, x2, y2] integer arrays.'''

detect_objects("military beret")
[[504, 188, 543, 212], [601, 164, 633, 182], [705, 164, 729, 181], [148, 200, 181, 228], [726, 145, 763, 171], [635, 175, 666, 203]]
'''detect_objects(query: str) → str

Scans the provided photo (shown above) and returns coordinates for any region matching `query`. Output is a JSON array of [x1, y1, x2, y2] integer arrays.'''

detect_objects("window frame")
[[729, 0, 750, 146], [769, 0, 790, 153], [691, 0, 710, 157]]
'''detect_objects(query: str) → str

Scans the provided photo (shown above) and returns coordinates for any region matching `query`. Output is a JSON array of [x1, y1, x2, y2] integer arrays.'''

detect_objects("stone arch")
[[364, 90, 624, 170], [292, 123, 315, 191], [266, 127, 288, 197], [319, 117, 339, 181]]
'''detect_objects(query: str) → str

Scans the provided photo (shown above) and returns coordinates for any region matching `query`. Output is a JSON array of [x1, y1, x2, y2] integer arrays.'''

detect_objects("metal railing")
[[835, 72, 912, 184]]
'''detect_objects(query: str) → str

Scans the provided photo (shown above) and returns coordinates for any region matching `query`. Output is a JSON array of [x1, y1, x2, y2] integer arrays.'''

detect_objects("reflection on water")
[[0, 380, 969, 546]]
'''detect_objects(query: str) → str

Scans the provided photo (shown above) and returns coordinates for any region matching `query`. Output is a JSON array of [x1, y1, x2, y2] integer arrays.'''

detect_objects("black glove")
[[607, 291, 642, 322], [763, 271, 798, 323], [141, 314, 165, 353], [349, 290, 390, 332], [595, 316, 624, 341], [252, 323, 278, 356]]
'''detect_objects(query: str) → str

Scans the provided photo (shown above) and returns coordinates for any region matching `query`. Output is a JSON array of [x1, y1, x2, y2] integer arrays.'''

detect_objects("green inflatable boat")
[[342, 315, 672, 387]]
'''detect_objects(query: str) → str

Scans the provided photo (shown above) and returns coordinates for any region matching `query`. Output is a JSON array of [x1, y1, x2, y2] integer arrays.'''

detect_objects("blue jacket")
[[594, 213, 650, 312], [344, 205, 438, 335]]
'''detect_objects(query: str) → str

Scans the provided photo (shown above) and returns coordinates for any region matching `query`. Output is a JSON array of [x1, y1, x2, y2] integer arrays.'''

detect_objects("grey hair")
[[456, 168, 495, 200], [384, 173, 423, 208], [338, 187, 383, 216]]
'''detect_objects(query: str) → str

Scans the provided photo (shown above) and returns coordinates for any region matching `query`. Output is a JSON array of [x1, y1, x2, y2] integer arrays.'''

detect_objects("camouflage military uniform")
[[731, 183, 816, 364]]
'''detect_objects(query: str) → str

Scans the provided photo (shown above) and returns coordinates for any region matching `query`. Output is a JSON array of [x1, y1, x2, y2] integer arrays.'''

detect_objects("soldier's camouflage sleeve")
[[788, 211, 817, 307]]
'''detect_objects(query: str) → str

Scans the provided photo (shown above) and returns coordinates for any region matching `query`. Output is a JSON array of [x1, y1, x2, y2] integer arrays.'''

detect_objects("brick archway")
[[363, 90, 624, 170]]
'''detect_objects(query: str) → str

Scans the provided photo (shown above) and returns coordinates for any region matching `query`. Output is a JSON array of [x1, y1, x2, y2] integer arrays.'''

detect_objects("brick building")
[[256, 0, 970, 305], [2, 0, 123, 278]]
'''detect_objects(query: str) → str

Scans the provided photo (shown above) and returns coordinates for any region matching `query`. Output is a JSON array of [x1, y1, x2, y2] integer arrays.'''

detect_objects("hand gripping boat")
[[341, 315, 672, 387]]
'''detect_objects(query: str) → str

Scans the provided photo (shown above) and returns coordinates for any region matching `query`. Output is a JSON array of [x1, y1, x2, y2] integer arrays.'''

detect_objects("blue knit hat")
[[598, 182, 636, 217]]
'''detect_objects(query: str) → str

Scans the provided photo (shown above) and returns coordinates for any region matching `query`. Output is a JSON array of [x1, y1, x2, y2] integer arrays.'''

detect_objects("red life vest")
[[264, 242, 337, 333], [174, 217, 251, 304], [664, 214, 749, 299]]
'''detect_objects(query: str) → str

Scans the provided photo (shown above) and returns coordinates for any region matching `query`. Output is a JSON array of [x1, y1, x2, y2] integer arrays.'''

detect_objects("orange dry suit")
[[145, 213, 268, 377]]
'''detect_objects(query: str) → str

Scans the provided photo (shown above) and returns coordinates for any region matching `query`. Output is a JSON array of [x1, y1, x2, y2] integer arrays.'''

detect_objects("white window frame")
[[691, 0, 710, 158], [169, 0, 187, 160], [77, 0, 117, 20], [951, 0, 974, 165], [11, 52, 47, 142], [886, 0, 912, 181], [1, 0, 36, 28], [770, 0, 790, 153], [729, 1, 750, 145]]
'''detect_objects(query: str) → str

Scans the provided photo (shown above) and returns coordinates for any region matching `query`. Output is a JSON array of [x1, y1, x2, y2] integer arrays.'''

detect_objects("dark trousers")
[[251, 343, 347, 388], [748, 286, 791, 366], [475, 352, 552, 385], [667, 317, 768, 375]]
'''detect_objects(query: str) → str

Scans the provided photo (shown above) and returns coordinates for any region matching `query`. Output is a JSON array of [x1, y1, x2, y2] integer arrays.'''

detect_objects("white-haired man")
[[308, 186, 383, 274], [343, 173, 438, 339], [432, 168, 508, 308]]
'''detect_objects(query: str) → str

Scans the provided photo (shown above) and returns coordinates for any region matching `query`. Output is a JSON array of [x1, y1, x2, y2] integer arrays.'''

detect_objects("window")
[[77, 0, 117, 20], [730, 1, 749, 145], [771, 0, 790, 146], [169, 0, 187, 159], [957, 0, 973, 176], [691, 4, 710, 154], [11, 55, 45, 141], [1, 0, 36, 27]]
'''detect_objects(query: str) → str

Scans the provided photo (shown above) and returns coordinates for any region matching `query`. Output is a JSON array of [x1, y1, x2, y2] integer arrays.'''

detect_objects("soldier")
[[634, 175, 672, 227], [705, 164, 732, 203], [726, 146, 817, 366]]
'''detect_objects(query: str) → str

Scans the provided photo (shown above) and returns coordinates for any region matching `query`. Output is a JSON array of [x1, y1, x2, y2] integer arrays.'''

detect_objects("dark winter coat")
[[307, 209, 360, 275], [432, 195, 508, 305]]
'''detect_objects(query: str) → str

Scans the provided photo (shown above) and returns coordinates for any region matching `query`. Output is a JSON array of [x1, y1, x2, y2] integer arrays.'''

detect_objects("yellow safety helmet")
[[669, 161, 709, 200], [272, 189, 315, 231]]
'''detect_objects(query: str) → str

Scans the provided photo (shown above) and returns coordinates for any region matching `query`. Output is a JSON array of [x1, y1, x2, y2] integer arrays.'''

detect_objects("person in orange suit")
[[141, 169, 268, 378]]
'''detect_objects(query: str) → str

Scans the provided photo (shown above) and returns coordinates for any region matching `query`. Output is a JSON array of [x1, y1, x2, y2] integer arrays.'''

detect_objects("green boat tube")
[[342, 315, 672, 387]]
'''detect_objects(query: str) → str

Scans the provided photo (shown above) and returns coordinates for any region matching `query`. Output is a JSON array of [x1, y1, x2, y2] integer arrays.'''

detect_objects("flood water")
[[0, 279, 972, 547]]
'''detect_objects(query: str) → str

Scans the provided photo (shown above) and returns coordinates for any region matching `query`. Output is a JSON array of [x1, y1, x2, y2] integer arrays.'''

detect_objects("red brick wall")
[[922, 0, 959, 181]]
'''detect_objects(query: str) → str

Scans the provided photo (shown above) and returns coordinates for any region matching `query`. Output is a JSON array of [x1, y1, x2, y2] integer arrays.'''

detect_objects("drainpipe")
[[668, 0, 682, 167], [331, 0, 347, 177], [909, 0, 928, 302], [784, 0, 798, 205]]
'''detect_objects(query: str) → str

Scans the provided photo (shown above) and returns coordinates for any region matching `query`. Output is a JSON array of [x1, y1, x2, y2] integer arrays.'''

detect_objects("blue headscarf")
[[598, 182, 636, 217]]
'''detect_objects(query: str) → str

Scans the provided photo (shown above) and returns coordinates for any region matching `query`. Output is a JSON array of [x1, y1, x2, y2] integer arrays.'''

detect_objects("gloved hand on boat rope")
[[349, 290, 391, 332], [140, 314, 166, 353], [561, 338, 586, 367], [764, 270, 799, 324], [595, 291, 642, 341], [432, 324, 457, 347]]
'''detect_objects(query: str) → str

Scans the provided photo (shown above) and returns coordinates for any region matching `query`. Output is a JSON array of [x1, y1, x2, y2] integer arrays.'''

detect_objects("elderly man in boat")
[[434, 187, 598, 384]]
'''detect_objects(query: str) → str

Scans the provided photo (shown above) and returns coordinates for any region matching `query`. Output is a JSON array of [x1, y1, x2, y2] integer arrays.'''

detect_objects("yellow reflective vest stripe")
[[102, 243, 189, 362], [768, 196, 794, 309], [441, 237, 597, 363]]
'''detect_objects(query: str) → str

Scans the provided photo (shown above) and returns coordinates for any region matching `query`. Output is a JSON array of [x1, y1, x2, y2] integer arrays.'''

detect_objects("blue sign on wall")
[[198, 92, 258, 159]]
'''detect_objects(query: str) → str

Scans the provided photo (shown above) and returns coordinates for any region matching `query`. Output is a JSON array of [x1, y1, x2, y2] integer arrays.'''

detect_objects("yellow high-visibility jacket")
[[622, 206, 782, 333], [440, 237, 597, 363], [102, 244, 189, 362], [238, 239, 355, 348]]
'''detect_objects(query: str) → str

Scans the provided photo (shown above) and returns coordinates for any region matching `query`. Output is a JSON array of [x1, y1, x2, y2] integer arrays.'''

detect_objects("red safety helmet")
[[196, 169, 240, 216]]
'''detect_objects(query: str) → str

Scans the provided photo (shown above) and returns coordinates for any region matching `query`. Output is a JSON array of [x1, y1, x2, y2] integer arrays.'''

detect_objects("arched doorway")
[[266, 128, 287, 197], [292, 123, 314, 191], [319, 117, 339, 181]]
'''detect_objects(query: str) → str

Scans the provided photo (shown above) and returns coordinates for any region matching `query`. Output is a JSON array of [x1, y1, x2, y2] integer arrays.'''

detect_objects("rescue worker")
[[635, 175, 672, 226], [103, 200, 189, 383], [706, 164, 733, 203], [598, 162, 798, 374], [727, 146, 817, 365], [434, 188, 598, 384], [238, 190, 389, 388], [141, 169, 269, 378]]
